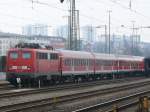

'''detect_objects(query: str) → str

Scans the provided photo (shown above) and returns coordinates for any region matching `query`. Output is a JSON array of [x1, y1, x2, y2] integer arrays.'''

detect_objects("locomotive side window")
[[10, 52, 18, 59], [37, 52, 48, 59], [50, 53, 58, 60], [23, 52, 31, 59]]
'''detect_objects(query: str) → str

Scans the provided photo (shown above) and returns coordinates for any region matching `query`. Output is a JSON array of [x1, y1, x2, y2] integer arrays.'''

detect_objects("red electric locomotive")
[[6, 43, 149, 86]]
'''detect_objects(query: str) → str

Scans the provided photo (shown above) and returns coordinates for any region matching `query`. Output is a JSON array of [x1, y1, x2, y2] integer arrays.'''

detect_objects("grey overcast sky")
[[0, 0, 150, 42]]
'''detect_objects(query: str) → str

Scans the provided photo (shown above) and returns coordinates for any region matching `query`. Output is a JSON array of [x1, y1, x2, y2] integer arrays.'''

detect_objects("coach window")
[[74, 59, 77, 66], [10, 52, 18, 59], [64, 59, 67, 66], [80, 59, 82, 66], [89, 60, 92, 66], [83, 59, 85, 66], [23, 52, 31, 59], [98, 60, 101, 66], [65, 59, 68, 66], [84, 59, 86, 66], [77, 59, 79, 66], [85, 59, 87, 66], [71, 59, 73, 66], [78, 59, 80, 66], [82, 59, 84, 66], [96, 60, 98, 66]]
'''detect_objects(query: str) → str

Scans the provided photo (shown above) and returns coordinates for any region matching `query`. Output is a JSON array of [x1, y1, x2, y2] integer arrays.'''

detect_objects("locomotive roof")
[[9, 48, 58, 53]]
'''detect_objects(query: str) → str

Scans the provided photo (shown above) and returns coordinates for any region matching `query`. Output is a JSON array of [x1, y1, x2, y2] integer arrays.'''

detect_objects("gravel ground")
[[0, 78, 150, 110]]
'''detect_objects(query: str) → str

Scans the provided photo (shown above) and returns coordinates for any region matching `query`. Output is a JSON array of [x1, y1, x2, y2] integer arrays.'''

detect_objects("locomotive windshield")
[[22, 52, 31, 59], [10, 52, 18, 59]]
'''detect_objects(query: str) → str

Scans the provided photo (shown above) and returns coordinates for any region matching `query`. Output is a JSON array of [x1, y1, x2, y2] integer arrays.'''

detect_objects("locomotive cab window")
[[10, 52, 18, 59], [23, 52, 31, 59]]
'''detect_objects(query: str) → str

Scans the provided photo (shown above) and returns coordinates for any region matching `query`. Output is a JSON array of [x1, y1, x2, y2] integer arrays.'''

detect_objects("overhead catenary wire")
[[28, 0, 133, 34], [0, 0, 149, 25], [0, 0, 149, 34], [30, 0, 107, 24], [24, 0, 125, 26], [108, 0, 150, 21], [92, 0, 150, 23], [92, 0, 150, 33]]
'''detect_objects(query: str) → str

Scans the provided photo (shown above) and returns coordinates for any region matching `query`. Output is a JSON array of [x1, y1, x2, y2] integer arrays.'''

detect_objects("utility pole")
[[76, 10, 80, 50], [104, 25, 107, 53], [131, 20, 135, 54], [60, 0, 79, 51], [90, 25, 93, 42], [69, 0, 78, 50], [134, 27, 139, 48], [108, 10, 112, 54]]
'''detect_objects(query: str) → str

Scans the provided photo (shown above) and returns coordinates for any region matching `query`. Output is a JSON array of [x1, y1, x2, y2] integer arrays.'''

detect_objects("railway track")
[[73, 91, 150, 112], [0, 78, 150, 112], [106, 101, 138, 112], [0, 77, 142, 98]]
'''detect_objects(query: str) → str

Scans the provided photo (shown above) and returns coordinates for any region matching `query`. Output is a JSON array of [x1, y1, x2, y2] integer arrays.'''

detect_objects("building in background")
[[22, 24, 48, 36], [54, 25, 68, 39], [0, 33, 23, 56], [94, 34, 141, 55], [80, 25, 96, 51], [0, 32, 66, 56], [81, 25, 96, 42]]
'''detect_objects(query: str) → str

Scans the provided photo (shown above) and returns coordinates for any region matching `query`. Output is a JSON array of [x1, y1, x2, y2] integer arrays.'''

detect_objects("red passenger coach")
[[60, 50, 94, 81], [93, 53, 144, 78]]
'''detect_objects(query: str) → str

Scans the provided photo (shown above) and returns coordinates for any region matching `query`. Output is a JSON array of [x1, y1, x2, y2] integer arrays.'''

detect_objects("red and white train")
[[6, 46, 150, 86]]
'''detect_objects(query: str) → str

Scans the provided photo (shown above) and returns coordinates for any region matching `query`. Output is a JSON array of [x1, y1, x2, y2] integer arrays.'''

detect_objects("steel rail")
[[72, 91, 150, 112]]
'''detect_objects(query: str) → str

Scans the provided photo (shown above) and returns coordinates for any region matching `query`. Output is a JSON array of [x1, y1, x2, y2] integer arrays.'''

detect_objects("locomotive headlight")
[[22, 66, 31, 70], [22, 66, 27, 69], [10, 66, 17, 70]]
